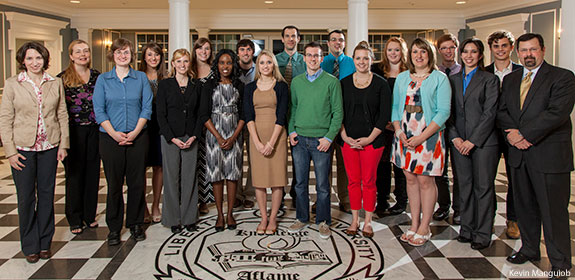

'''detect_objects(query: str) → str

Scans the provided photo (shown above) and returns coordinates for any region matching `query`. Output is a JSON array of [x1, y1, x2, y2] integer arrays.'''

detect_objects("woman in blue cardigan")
[[390, 38, 451, 246]]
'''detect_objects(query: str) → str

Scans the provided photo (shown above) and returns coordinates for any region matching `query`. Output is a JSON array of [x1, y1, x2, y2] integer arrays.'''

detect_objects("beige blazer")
[[0, 74, 70, 158]]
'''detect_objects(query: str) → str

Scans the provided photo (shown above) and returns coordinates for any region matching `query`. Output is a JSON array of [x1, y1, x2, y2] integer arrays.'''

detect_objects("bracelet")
[[395, 129, 404, 137]]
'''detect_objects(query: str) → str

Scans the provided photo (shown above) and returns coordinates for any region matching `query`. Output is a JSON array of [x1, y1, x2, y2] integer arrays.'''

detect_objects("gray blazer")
[[447, 69, 500, 148]]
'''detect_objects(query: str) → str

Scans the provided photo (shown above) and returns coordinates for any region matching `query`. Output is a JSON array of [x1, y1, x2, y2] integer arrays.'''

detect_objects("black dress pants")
[[64, 125, 100, 228], [437, 140, 459, 212], [12, 148, 58, 255], [376, 131, 407, 210], [99, 130, 148, 233]]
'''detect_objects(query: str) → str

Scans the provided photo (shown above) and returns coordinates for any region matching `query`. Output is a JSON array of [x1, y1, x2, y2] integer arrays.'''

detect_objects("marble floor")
[[0, 149, 573, 279]]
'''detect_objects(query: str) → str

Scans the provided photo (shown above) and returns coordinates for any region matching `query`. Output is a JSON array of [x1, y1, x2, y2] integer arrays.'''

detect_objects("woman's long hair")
[[191, 37, 213, 79], [254, 49, 285, 82], [376, 37, 408, 77], [138, 42, 166, 81], [61, 40, 90, 87]]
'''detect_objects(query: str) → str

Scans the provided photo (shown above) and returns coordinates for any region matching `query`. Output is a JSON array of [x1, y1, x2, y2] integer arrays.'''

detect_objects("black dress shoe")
[[130, 225, 146, 241], [471, 242, 490, 250], [107, 231, 121, 246], [215, 225, 225, 232], [339, 203, 351, 214], [452, 211, 461, 225], [171, 225, 182, 234], [388, 204, 406, 216], [456, 235, 472, 243], [185, 224, 197, 232], [506, 252, 540, 264], [227, 223, 237, 230], [39, 250, 52, 259], [433, 208, 450, 221]]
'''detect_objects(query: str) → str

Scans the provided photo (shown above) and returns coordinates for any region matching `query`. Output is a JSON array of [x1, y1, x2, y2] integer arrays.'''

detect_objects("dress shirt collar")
[[306, 68, 323, 82]]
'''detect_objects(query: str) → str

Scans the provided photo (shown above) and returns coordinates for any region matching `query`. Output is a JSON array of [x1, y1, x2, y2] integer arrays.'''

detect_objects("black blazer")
[[243, 80, 289, 126], [156, 77, 202, 141], [447, 69, 500, 148], [338, 74, 392, 149], [497, 61, 575, 173], [199, 78, 245, 125]]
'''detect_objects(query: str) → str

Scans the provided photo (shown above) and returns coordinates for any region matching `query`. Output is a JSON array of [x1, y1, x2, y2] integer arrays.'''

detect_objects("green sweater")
[[288, 71, 343, 141]]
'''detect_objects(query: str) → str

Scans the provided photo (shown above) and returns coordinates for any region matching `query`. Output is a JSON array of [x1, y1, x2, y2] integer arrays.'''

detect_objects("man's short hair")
[[328, 29, 345, 38], [436, 33, 459, 48], [236, 39, 255, 53], [304, 41, 323, 54], [487, 30, 515, 47], [516, 33, 545, 50], [281, 25, 300, 38]]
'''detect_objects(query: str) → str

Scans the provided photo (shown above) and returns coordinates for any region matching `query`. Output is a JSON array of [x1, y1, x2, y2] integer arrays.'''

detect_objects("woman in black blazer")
[[447, 38, 500, 250], [156, 49, 202, 233]]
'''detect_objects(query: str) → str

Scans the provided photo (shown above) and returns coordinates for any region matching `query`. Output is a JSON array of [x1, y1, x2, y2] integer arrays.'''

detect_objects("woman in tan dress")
[[243, 50, 289, 234]]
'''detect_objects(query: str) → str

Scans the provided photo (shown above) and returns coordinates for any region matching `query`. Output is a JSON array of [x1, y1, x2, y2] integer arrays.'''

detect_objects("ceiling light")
[[264, 1, 273, 3], [456, 1, 466, 4], [70, 0, 80, 3]]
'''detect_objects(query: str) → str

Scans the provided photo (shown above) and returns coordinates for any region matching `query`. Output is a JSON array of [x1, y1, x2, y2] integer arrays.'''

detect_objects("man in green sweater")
[[287, 41, 343, 239]]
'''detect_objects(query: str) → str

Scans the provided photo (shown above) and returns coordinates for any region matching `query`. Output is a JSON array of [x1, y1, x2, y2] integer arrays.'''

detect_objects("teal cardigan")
[[391, 69, 452, 130]]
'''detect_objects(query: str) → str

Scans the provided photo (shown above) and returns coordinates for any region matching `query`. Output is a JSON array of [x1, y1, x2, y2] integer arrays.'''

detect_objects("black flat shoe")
[[471, 242, 490, 250], [227, 223, 237, 230], [433, 208, 449, 221], [215, 226, 225, 232], [456, 235, 472, 243], [107, 231, 121, 246], [185, 224, 197, 231], [388, 204, 406, 216], [171, 225, 182, 234], [506, 252, 540, 264]]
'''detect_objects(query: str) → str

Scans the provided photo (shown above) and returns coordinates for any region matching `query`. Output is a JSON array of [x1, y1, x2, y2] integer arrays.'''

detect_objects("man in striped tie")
[[497, 33, 575, 276]]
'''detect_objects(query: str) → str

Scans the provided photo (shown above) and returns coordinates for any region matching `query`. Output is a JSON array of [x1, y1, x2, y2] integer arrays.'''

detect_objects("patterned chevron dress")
[[205, 83, 243, 182], [197, 73, 214, 203], [391, 80, 445, 176]]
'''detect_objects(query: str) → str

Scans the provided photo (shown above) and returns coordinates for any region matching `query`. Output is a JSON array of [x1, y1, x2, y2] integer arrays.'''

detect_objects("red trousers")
[[341, 143, 384, 212]]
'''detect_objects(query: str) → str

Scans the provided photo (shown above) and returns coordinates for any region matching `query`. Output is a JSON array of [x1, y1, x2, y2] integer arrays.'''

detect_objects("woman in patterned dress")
[[200, 49, 245, 231], [58, 39, 100, 234], [139, 42, 167, 224], [391, 38, 451, 246], [191, 38, 215, 215]]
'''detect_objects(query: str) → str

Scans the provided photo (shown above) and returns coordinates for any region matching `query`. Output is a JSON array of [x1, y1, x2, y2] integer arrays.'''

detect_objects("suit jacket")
[[0, 75, 70, 158], [485, 61, 523, 75], [497, 61, 575, 173], [448, 69, 500, 148]]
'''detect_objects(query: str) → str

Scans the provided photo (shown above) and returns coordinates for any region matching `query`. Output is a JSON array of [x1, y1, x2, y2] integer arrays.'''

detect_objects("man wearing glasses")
[[287, 42, 343, 239], [433, 33, 461, 225], [320, 29, 354, 214]]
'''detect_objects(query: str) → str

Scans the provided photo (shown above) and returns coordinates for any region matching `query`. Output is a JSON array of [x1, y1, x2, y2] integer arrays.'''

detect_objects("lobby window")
[[136, 33, 169, 70], [209, 34, 241, 53], [297, 34, 329, 56], [369, 33, 402, 61]]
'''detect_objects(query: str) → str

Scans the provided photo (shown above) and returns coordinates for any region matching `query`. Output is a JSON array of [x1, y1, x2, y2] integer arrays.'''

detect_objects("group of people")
[[0, 25, 573, 276]]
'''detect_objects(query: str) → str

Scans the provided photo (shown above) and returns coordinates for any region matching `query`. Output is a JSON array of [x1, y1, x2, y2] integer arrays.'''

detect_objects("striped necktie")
[[284, 56, 293, 85], [519, 72, 533, 110], [333, 59, 339, 78]]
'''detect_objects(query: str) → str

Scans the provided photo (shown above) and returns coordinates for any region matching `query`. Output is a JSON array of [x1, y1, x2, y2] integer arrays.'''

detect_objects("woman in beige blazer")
[[0, 41, 69, 263]]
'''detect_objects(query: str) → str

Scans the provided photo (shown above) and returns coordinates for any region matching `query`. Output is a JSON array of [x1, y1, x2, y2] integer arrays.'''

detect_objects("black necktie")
[[445, 67, 451, 76]]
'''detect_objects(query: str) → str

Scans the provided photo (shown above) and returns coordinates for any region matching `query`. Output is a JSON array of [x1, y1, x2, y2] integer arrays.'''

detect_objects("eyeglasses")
[[114, 50, 131, 56], [305, 54, 321, 59], [330, 38, 345, 43], [439, 46, 457, 51]]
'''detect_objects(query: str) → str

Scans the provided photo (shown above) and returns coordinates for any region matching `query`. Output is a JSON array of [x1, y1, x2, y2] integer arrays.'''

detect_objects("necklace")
[[354, 73, 372, 88]]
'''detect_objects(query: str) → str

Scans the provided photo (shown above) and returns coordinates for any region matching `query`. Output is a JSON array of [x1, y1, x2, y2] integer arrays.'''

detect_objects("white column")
[[168, 0, 190, 59], [76, 27, 90, 43], [347, 0, 369, 56]]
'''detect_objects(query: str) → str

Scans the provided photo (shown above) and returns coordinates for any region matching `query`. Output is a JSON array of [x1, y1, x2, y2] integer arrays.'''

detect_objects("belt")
[[405, 105, 423, 114]]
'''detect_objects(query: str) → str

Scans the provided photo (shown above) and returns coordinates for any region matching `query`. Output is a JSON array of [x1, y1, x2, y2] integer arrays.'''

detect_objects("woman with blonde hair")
[[371, 37, 409, 217], [58, 39, 101, 234], [156, 49, 202, 233], [243, 50, 289, 234], [138, 42, 167, 224]]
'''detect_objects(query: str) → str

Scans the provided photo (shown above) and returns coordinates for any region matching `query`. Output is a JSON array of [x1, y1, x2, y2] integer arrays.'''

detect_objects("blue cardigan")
[[392, 69, 452, 130]]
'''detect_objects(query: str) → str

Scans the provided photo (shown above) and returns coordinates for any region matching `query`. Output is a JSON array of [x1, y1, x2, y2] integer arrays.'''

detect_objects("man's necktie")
[[333, 59, 339, 78], [284, 56, 293, 85], [445, 67, 451, 76], [520, 72, 533, 110]]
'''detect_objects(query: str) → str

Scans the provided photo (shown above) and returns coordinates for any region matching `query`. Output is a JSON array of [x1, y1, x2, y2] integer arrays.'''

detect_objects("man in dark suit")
[[497, 33, 575, 275], [485, 30, 523, 240]]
